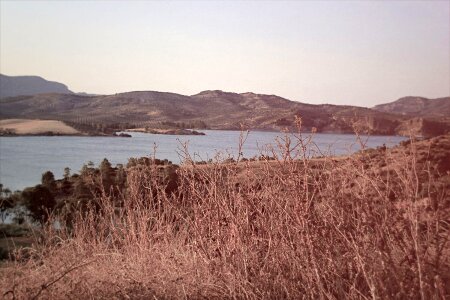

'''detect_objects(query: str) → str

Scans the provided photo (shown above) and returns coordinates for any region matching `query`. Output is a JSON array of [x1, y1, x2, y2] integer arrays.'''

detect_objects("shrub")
[[0, 133, 449, 299], [21, 185, 56, 224]]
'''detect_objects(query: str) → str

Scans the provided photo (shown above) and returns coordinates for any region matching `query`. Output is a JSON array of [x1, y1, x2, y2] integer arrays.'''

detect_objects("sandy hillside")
[[0, 119, 79, 134]]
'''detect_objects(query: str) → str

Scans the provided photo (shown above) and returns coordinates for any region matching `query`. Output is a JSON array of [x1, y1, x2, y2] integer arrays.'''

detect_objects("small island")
[[126, 127, 206, 135], [112, 132, 132, 137]]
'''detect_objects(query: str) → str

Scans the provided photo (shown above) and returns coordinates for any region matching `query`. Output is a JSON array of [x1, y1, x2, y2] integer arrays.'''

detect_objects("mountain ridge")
[[373, 96, 450, 117], [0, 74, 74, 98], [1, 89, 448, 137], [0, 75, 448, 137]]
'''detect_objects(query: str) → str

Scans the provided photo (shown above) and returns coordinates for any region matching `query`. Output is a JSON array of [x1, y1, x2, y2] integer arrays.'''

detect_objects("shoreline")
[[125, 128, 206, 136], [0, 132, 131, 138], [0, 128, 417, 138]]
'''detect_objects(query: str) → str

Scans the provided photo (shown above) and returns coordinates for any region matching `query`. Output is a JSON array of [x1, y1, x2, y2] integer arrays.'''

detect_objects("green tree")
[[21, 185, 56, 224], [63, 167, 71, 179], [1, 185, 19, 223], [99, 158, 114, 191], [74, 180, 91, 200], [99, 158, 112, 172], [80, 161, 95, 177], [115, 164, 126, 189], [41, 171, 57, 191]]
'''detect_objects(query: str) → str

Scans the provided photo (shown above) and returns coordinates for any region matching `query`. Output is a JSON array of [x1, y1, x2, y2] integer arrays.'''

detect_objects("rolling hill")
[[0, 90, 420, 136], [373, 96, 450, 117], [0, 76, 449, 137]]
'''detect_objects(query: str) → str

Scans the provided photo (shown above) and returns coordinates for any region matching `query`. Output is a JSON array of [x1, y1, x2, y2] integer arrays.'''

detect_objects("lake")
[[0, 130, 407, 191]]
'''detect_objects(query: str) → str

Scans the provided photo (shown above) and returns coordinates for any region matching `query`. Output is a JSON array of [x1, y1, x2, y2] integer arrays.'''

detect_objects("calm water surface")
[[0, 130, 407, 191]]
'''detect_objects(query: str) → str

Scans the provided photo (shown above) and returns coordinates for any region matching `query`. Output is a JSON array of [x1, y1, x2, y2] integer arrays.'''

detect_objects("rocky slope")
[[373, 96, 450, 137], [373, 96, 450, 117]]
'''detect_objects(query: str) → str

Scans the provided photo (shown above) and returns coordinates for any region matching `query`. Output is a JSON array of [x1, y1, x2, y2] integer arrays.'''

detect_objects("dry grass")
[[0, 130, 449, 299], [0, 119, 79, 135]]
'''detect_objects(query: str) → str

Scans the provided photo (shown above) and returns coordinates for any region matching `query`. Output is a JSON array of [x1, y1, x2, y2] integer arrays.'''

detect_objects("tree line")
[[0, 157, 178, 226]]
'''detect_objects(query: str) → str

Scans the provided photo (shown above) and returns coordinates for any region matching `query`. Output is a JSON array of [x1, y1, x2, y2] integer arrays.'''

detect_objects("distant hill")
[[0, 74, 73, 98], [373, 96, 450, 117], [0, 74, 448, 137], [190, 90, 408, 134], [0, 89, 417, 136]]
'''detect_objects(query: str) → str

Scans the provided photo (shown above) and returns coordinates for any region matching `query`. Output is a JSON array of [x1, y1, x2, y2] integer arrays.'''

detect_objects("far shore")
[[0, 119, 131, 137], [126, 128, 206, 136], [0, 118, 423, 138]]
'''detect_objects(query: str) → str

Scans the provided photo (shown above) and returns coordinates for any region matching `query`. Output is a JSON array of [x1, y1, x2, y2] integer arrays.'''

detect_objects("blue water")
[[0, 130, 407, 191]]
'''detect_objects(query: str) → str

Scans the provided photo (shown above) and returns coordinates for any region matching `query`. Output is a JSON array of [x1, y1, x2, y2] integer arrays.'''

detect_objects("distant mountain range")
[[0, 74, 73, 98], [0, 74, 449, 137]]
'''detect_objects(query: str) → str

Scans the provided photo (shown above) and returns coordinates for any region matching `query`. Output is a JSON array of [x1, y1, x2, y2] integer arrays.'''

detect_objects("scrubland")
[[1, 130, 449, 299]]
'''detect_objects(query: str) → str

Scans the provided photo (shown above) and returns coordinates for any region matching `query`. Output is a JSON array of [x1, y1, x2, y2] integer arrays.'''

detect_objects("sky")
[[0, 1, 449, 107]]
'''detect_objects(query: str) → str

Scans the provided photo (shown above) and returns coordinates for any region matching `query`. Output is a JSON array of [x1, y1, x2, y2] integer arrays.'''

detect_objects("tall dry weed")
[[1, 128, 449, 299]]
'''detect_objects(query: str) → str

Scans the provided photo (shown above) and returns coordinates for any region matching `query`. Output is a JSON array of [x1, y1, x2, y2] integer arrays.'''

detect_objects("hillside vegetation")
[[374, 96, 450, 117], [1, 90, 449, 136]]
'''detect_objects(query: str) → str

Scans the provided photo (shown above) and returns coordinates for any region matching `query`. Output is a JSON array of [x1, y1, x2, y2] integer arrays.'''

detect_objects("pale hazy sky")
[[0, 1, 449, 106]]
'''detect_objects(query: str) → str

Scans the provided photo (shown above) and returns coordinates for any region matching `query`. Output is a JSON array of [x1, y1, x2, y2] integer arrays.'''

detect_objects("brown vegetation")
[[373, 96, 450, 118], [1, 130, 449, 299], [1, 91, 448, 136], [0, 119, 79, 135]]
